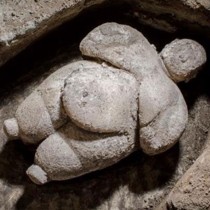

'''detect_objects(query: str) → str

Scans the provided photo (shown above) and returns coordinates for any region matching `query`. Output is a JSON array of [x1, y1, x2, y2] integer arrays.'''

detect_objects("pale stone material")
[[2, 58, 138, 184], [0, 0, 106, 67], [80, 22, 188, 155], [1, 0, 210, 68], [63, 64, 138, 133], [130, 0, 210, 34], [2, 22, 206, 184], [26, 121, 136, 184], [26, 164, 48, 185], [160, 39, 207, 82], [3, 118, 19, 140], [3, 61, 80, 144], [156, 133, 210, 210], [3, 60, 138, 145]]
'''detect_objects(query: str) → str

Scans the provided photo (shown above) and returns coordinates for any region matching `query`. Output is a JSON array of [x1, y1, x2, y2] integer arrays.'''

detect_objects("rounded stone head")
[[160, 39, 207, 83]]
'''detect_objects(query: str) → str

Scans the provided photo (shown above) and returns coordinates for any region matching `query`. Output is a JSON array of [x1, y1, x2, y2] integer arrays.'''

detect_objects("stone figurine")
[[1, 23, 206, 185]]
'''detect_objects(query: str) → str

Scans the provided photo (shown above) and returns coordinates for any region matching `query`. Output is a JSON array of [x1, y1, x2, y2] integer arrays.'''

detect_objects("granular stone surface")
[[0, 3, 210, 210]]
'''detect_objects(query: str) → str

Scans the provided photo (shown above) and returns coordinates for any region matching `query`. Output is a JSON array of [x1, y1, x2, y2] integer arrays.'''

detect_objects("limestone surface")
[[129, 0, 210, 35], [27, 121, 136, 184], [1, 0, 210, 68], [4, 60, 137, 144], [0, 0, 105, 67], [63, 63, 138, 133], [160, 39, 207, 83], [2, 22, 207, 185], [0, 16, 210, 208], [4, 61, 84, 144], [2, 58, 139, 184], [80, 22, 188, 155], [157, 134, 210, 210]]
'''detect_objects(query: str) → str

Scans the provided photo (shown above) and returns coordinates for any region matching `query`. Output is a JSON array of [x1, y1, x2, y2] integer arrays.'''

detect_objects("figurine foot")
[[3, 118, 20, 140], [26, 164, 49, 185]]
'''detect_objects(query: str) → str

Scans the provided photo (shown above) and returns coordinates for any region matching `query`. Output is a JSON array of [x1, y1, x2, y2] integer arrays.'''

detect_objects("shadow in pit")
[[0, 139, 180, 210]]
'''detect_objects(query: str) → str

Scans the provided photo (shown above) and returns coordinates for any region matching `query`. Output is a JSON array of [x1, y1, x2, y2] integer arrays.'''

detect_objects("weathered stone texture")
[[157, 135, 210, 210], [80, 22, 188, 155], [0, 31, 209, 208], [0, 0, 210, 209], [0, 0, 105, 66], [160, 39, 207, 83], [1, 0, 210, 67], [130, 0, 210, 34], [3, 22, 190, 184]]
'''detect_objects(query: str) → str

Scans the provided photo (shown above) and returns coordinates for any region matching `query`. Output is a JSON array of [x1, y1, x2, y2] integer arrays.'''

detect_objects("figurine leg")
[[26, 121, 136, 184], [28, 132, 83, 184]]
